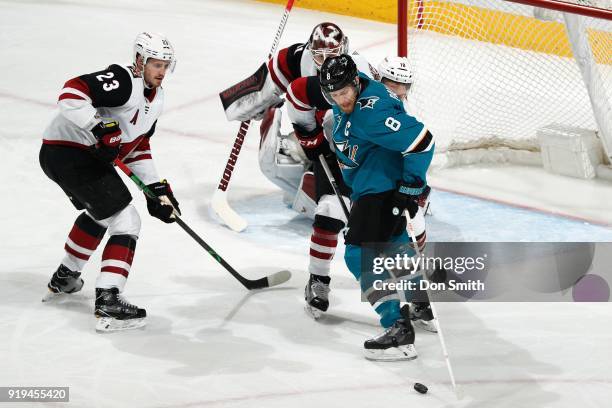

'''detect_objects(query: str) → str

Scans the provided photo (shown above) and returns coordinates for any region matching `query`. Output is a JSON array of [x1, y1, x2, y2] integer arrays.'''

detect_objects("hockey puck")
[[414, 382, 428, 394]]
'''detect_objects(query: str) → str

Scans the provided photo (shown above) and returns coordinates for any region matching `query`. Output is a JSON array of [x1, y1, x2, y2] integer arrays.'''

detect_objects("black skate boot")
[[304, 274, 330, 320], [364, 305, 417, 361], [42, 264, 84, 302], [410, 301, 437, 333], [94, 287, 146, 332]]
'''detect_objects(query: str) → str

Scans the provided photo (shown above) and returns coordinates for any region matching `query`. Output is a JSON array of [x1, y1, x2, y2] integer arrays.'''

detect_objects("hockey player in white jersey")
[[39, 32, 180, 332], [378, 56, 435, 332], [221, 22, 376, 194], [378, 56, 431, 213]]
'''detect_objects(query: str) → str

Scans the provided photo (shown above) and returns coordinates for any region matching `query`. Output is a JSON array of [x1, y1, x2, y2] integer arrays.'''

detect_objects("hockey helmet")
[[319, 54, 359, 95], [378, 56, 413, 84], [308, 22, 349, 68], [133, 32, 176, 73]]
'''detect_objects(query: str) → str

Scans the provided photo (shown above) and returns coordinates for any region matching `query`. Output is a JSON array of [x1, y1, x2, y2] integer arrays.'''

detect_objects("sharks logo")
[[334, 140, 359, 169], [333, 119, 358, 168], [356, 96, 379, 110]]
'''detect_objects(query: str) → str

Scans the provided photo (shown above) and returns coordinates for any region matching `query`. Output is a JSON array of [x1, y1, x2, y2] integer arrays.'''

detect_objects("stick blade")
[[211, 189, 248, 232], [266, 269, 291, 287]]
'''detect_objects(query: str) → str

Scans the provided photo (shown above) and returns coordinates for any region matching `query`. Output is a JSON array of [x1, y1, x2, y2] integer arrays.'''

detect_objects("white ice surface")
[[1, 1, 611, 407]]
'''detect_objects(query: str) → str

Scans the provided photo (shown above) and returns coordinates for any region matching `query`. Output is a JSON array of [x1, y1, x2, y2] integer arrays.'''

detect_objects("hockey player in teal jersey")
[[319, 54, 435, 361]]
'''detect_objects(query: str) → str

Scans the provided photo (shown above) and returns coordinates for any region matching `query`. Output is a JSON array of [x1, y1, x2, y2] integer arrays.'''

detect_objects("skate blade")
[[304, 304, 324, 320], [414, 319, 438, 333], [42, 290, 62, 302], [95, 317, 146, 333], [364, 344, 418, 362], [42, 290, 85, 303]]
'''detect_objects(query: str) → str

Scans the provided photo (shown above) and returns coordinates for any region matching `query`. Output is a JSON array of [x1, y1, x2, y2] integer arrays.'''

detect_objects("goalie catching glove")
[[146, 180, 181, 223], [293, 123, 332, 161]]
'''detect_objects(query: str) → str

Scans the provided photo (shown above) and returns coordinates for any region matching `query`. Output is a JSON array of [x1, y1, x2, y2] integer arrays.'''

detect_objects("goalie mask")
[[308, 22, 349, 69], [133, 32, 176, 74]]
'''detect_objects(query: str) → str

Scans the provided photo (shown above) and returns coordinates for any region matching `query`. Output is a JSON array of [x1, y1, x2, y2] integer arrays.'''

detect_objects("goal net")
[[399, 0, 612, 168]]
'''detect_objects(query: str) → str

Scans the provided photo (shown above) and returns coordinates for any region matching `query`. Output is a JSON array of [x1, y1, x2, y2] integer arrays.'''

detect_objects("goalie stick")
[[211, 0, 296, 232], [114, 159, 291, 290]]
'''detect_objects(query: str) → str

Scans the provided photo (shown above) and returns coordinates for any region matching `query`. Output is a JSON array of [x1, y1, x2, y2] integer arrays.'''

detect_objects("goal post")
[[397, 0, 612, 172]]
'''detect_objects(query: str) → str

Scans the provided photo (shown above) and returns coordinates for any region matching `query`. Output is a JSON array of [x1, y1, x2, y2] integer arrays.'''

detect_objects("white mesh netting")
[[402, 0, 612, 166]]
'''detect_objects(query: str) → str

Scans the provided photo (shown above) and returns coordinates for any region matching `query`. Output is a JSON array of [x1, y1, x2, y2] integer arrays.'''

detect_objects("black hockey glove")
[[91, 120, 122, 163], [293, 123, 332, 161], [390, 178, 426, 220], [145, 180, 181, 223]]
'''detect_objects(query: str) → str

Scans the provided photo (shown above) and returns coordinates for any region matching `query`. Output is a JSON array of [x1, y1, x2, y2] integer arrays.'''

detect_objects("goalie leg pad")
[[291, 172, 317, 219], [259, 107, 309, 196]]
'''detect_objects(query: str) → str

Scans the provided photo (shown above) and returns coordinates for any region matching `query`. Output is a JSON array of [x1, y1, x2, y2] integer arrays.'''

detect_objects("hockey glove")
[[390, 179, 426, 220], [91, 120, 122, 163], [146, 180, 181, 223], [293, 123, 332, 161]]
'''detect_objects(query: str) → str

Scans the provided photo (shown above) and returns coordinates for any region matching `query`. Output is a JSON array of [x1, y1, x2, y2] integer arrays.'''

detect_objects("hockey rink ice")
[[1, 0, 612, 406]]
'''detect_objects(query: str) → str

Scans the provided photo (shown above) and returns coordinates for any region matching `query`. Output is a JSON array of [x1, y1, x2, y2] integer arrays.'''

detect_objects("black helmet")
[[319, 54, 358, 93]]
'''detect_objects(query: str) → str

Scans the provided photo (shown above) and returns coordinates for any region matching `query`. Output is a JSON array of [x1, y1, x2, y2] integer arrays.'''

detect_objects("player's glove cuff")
[[398, 181, 426, 197], [146, 180, 181, 223], [293, 123, 331, 160]]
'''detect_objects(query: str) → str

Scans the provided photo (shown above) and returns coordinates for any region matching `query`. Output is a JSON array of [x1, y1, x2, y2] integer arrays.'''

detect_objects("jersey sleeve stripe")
[[286, 93, 310, 112], [276, 47, 295, 86], [62, 78, 91, 98], [59, 87, 92, 103], [402, 128, 433, 155], [58, 93, 86, 101], [123, 154, 152, 164], [287, 86, 311, 111], [269, 54, 289, 91]]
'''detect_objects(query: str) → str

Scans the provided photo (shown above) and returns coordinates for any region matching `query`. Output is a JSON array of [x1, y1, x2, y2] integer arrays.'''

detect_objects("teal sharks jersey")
[[331, 73, 434, 201]]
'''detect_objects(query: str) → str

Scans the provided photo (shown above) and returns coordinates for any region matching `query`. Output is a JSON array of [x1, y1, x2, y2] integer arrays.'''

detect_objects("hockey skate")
[[304, 274, 330, 320], [410, 302, 438, 333], [364, 305, 417, 361], [94, 287, 146, 332], [42, 264, 84, 302]]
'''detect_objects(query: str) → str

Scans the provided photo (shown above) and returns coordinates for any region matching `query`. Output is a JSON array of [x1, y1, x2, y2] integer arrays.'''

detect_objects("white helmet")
[[133, 32, 176, 73], [378, 56, 413, 84]]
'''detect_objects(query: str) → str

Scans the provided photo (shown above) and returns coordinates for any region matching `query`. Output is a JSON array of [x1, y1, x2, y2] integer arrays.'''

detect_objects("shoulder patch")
[[357, 96, 379, 110]]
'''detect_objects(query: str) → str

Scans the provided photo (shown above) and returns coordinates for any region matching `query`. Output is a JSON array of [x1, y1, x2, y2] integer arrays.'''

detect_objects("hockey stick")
[[114, 159, 291, 290], [211, 0, 296, 232], [319, 153, 459, 394], [403, 214, 461, 398], [318, 154, 351, 218]]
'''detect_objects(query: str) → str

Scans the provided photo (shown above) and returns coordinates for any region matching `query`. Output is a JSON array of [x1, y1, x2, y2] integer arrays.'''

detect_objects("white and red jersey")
[[284, 53, 378, 133], [267, 43, 317, 94], [268, 42, 376, 95], [223, 42, 376, 122], [42, 64, 163, 184]]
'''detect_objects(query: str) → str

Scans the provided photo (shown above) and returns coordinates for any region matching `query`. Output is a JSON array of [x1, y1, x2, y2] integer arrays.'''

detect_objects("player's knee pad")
[[95, 204, 141, 238], [315, 194, 349, 227]]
